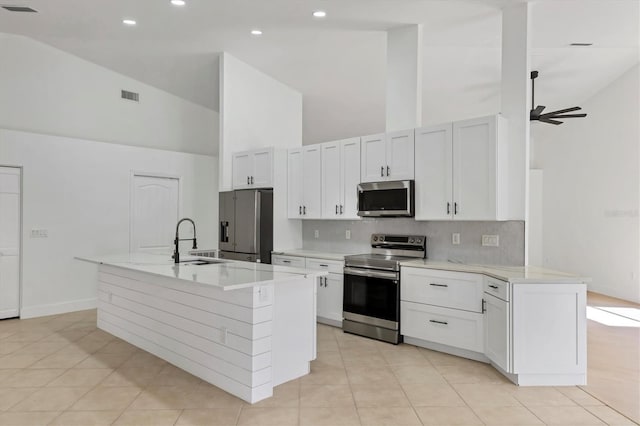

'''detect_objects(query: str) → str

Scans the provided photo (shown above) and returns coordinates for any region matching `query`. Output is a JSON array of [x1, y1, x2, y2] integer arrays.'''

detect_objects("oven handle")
[[344, 267, 399, 281]]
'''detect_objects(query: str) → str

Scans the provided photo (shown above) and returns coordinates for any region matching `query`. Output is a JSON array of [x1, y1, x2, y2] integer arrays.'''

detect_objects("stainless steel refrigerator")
[[218, 189, 273, 264]]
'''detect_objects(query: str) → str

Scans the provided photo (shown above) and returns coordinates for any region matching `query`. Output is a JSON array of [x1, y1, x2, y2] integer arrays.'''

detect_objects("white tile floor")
[[0, 292, 637, 425]]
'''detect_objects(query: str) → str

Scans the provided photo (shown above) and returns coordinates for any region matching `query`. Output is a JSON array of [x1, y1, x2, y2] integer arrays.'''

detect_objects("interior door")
[[340, 138, 361, 218], [130, 175, 179, 254], [234, 190, 258, 254], [386, 129, 415, 180], [0, 167, 20, 319], [360, 133, 386, 182], [321, 142, 341, 218], [415, 124, 454, 220]]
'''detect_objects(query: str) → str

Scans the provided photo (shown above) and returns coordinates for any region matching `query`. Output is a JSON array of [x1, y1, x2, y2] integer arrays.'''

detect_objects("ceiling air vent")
[[2, 5, 38, 12], [121, 90, 140, 102]]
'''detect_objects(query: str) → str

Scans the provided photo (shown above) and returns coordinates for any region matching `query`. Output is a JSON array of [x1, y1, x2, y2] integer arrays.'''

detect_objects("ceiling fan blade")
[[539, 118, 563, 125], [532, 105, 545, 115], [544, 106, 582, 116], [547, 113, 587, 118]]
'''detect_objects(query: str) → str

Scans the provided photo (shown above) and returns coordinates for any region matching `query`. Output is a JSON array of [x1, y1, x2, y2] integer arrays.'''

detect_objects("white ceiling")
[[0, 0, 638, 144]]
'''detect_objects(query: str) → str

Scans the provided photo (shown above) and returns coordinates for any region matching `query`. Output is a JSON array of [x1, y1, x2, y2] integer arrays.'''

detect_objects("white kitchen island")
[[78, 254, 327, 403]]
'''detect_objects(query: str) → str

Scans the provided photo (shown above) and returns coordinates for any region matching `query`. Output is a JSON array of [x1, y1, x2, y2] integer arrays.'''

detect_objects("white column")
[[501, 3, 531, 260], [386, 25, 423, 132]]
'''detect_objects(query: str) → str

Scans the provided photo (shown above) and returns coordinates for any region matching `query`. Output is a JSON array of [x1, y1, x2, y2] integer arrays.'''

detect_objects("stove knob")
[[409, 238, 414, 243], [416, 238, 421, 243], [373, 236, 378, 241], [379, 236, 384, 241]]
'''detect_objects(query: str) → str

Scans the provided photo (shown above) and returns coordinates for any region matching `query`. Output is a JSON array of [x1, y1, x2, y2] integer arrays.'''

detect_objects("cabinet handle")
[[250, 176, 254, 184], [319, 264, 329, 267], [380, 166, 384, 177], [336, 205, 338, 214], [447, 202, 451, 215], [429, 283, 448, 287], [325, 277, 328, 286], [303, 206, 306, 215], [282, 260, 291, 263], [340, 205, 343, 214], [454, 202, 459, 215], [429, 319, 448, 325], [488, 285, 499, 289], [299, 206, 302, 215], [387, 165, 390, 176], [247, 176, 250, 185], [482, 298, 486, 313]]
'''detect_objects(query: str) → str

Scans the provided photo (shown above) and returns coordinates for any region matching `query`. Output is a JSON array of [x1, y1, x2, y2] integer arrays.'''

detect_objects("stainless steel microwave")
[[357, 180, 415, 217]]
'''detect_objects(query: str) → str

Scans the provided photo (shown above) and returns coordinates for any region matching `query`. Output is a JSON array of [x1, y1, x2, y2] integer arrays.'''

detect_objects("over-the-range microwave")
[[357, 180, 415, 217]]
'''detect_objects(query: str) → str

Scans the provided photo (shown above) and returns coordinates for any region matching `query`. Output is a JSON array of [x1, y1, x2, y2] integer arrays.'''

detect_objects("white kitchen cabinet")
[[361, 129, 414, 182], [321, 137, 361, 219], [483, 277, 510, 373], [232, 148, 273, 189], [287, 146, 321, 219], [305, 258, 344, 326], [271, 254, 306, 269], [415, 115, 508, 221]]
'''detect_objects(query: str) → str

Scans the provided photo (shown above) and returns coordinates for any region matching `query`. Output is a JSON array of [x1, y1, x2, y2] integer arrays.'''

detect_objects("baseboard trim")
[[20, 298, 97, 319]]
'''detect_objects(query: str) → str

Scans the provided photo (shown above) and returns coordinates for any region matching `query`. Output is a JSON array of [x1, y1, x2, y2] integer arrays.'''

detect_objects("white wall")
[[0, 33, 218, 156], [534, 64, 640, 303], [218, 53, 303, 191], [0, 128, 218, 318]]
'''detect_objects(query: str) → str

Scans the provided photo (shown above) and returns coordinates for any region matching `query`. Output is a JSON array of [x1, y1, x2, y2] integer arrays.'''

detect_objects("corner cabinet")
[[232, 148, 274, 189], [321, 138, 361, 219], [415, 115, 508, 220], [361, 129, 415, 183], [287, 146, 321, 219]]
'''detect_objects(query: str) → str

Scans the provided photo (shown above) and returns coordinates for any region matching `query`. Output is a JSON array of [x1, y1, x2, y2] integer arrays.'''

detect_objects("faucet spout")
[[173, 218, 197, 264]]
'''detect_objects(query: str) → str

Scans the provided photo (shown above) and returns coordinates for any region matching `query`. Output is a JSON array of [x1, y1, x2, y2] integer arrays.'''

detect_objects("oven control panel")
[[370, 234, 426, 249]]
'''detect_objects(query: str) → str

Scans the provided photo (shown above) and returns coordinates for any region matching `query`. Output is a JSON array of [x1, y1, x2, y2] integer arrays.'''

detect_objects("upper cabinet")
[[415, 115, 508, 221], [361, 129, 415, 182], [232, 148, 274, 189], [287, 146, 321, 219], [321, 138, 361, 219]]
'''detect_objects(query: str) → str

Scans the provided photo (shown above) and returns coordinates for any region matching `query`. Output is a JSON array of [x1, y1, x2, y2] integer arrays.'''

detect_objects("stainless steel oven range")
[[343, 234, 426, 344]]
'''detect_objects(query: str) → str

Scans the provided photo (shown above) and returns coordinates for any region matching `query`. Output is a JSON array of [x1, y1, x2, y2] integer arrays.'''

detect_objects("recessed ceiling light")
[[171, 0, 186, 6], [570, 43, 593, 47], [312, 10, 327, 18], [251, 29, 263, 36], [123, 19, 137, 26]]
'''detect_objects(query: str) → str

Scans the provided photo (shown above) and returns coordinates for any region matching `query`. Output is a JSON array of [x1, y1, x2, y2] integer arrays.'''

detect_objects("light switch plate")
[[314, 230, 319, 239], [482, 235, 499, 247], [345, 230, 351, 240], [30, 228, 48, 238], [452, 233, 460, 245]]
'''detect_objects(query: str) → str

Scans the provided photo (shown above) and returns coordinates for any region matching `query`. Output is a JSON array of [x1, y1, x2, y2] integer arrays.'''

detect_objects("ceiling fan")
[[530, 70, 587, 125]]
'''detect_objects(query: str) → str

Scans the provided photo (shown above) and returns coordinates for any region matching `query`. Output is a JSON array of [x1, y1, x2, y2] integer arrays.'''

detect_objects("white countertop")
[[401, 259, 590, 284], [77, 253, 327, 291], [272, 249, 355, 261]]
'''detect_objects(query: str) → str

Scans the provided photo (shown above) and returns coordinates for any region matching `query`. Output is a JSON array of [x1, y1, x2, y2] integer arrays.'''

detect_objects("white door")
[[0, 167, 20, 319], [287, 149, 304, 218], [130, 175, 180, 254], [386, 129, 415, 180], [484, 293, 510, 372], [302, 146, 322, 218], [340, 138, 361, 218], [251, 149, 273, 188], [232, 152, 252, 189], [360, 133, 387, 182], [415, 124, 454, 220], [321, 142, 341, 218], [453, 116, 497, 220]]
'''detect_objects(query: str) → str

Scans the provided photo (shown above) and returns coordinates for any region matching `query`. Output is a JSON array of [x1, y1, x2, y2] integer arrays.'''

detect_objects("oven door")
[[357, 180, 414, 217], [343, 267, 400, 329]]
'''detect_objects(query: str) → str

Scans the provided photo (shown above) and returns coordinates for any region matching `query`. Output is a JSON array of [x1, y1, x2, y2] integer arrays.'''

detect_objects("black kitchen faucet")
[[172, 218, 197, 264]]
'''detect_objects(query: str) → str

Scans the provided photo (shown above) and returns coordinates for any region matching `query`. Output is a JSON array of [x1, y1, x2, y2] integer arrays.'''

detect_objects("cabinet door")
[[323, 273, 344, 323], [340, 138, 361, 218], [386, 129, 415, 180], [251, 149, 273, 188], [317, 276, 330, 319], [415, 124, 453, 220], [302, 146, 322, 218], [287, 149, 304, 218], [484, 292, 510, 373], [360, 133, 387, 182], [232, 152, 252, 189], [321, 142, 341, 218], [453, 116, 497, 220]]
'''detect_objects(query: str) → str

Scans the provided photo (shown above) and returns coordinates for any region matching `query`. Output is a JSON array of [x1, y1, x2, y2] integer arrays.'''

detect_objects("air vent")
[[121, 90, 140, 102], [2, 5, 38, 12]]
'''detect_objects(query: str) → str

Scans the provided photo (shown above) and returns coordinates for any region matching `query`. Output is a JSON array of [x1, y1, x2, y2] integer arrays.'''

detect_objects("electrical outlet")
[[314, 230, 319, 239], [482, 235, 499, 247], [345, 230, 351, 240], [452, 233, 460, 245], [30, 228, 48, 238]]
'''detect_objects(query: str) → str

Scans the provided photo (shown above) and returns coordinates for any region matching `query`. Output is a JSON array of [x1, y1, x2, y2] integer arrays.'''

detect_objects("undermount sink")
[[179, 259, 227, 266]]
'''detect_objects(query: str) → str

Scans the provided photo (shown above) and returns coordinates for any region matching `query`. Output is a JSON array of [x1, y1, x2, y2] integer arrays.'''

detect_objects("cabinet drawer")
[[484, 276, 509, 301], [401, 301, 484, 353], [272, 255, 306, 269], [401, 267, 484, 312], [305, 258, 344, 274]]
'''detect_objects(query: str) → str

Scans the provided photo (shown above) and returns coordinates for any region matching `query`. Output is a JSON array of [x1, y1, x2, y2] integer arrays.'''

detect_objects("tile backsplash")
[[302, 219, 525, 265]]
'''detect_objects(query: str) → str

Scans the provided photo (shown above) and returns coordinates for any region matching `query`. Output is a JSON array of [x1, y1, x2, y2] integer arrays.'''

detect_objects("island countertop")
[[400, 259, 590, 284], [77, 253, 327, 291]]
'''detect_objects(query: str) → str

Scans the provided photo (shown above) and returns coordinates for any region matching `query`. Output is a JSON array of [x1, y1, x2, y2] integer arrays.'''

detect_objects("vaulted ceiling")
[[1, 0, 637, 144]]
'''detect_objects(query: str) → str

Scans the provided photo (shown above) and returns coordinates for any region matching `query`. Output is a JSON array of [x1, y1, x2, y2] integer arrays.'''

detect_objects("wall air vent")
[[2, 5, 38, 12], [121, 90, 140, 102]]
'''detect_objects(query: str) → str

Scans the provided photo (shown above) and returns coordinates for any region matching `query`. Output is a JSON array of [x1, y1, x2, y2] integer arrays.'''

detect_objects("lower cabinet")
[[483, 291, 510, 373]]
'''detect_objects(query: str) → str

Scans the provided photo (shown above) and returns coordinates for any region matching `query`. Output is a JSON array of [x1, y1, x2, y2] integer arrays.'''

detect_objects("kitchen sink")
[[179, 259, 228, 265]]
